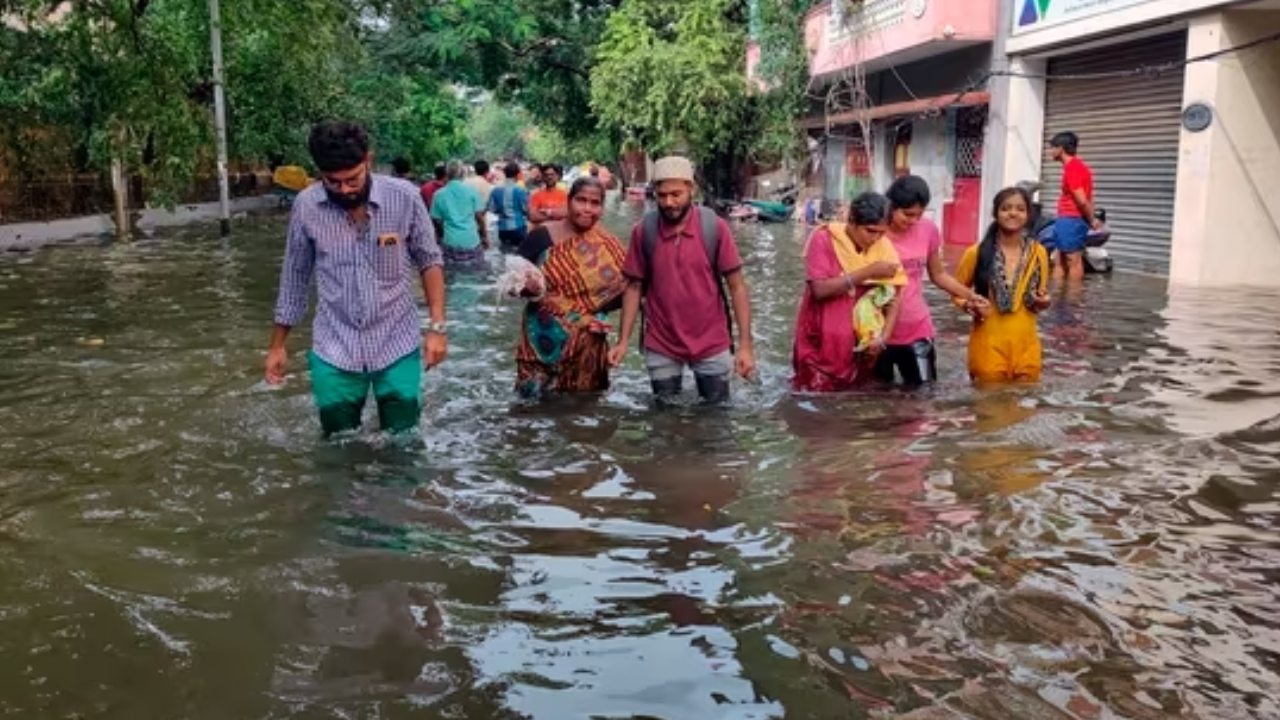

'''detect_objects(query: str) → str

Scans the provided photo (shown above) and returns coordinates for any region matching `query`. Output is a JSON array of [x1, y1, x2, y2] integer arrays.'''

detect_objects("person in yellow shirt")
[[953, 186, 1051, 383]]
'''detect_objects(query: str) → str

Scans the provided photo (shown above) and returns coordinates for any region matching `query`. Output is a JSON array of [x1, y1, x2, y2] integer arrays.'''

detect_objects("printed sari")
[[516, 226, 628, 396]]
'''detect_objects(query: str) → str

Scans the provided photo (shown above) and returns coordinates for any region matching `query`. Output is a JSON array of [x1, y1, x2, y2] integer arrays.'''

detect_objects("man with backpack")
[[607, 156, 755, 404]]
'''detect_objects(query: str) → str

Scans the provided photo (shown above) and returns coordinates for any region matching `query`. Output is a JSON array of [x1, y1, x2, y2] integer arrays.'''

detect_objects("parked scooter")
[[1017, 180, 1114, 274]]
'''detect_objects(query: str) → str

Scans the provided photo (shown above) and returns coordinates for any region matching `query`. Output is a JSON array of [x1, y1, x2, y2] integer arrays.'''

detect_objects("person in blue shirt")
[[430, 160, 488, 266], [488, 161, 531, 251]]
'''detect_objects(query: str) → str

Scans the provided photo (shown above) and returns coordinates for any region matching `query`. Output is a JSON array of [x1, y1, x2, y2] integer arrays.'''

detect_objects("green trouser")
[[307, 349, 422, 436]]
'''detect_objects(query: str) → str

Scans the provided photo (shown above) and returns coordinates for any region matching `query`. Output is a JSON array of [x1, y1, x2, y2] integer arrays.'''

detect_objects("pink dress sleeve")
[[805, 230, 842, 281]]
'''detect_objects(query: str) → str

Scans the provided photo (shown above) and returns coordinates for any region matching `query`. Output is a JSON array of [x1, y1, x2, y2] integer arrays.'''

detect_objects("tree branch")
[[494, 39, 589, 79]]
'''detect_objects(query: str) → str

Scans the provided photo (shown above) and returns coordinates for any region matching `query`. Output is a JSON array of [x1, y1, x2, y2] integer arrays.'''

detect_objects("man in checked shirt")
[[265, 121, 448, 436]]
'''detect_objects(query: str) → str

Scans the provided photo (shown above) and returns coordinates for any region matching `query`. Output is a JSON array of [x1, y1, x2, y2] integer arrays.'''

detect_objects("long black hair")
[[885, 175, 931, 210], [973, 185, 1033, 299]]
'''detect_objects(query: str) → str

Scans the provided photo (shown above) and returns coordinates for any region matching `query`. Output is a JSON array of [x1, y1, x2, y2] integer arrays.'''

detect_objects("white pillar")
[[986, 55, 1047, 198], [1171, 9, 1280, 287]]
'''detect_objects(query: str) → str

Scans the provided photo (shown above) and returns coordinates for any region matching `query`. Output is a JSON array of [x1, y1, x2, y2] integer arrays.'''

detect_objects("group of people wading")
[[265, 121, 1052, 436]]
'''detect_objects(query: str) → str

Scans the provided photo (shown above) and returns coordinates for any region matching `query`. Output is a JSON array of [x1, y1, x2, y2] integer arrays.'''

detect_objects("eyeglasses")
[[321, 164, 367, 193]]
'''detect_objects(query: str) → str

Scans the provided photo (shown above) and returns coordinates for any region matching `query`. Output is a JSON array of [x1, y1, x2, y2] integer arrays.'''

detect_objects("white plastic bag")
[[495, 254, 546, 306]]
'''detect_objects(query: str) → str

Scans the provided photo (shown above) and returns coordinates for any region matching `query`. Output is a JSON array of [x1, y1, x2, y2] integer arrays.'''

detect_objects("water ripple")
[[2, 205, 1279, 718]]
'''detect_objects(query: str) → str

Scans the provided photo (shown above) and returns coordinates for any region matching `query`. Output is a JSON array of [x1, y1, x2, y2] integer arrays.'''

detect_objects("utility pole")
[[208, 0, 231, 237]]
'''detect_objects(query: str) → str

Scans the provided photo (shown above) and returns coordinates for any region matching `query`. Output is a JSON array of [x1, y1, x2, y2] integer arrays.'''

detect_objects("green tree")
[[751, 0, 815, 165], [590, 0, 752, 195], [354, 73, 469, 170], [370, 0, 623, 144], [467, 102, 531, 161], [0, 0, 471, 217], [0, 0, 215, 201]]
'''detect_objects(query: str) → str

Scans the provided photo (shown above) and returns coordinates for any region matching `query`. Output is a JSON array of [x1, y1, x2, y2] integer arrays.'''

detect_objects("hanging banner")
[[1013, 0, 1155, 34]]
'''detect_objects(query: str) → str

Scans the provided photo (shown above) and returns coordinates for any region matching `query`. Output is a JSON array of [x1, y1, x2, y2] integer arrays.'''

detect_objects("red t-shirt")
[[623, 214, 743, 363], [420, 180, 445, 210], [1057, 157, 1094, 218]]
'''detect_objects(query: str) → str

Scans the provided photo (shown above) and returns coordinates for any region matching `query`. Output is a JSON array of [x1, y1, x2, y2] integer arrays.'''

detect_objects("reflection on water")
[[2, 203, 1280, 719]]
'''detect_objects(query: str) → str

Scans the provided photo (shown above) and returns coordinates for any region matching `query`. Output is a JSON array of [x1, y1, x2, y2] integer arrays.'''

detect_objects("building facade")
[[749, 0, 1000, 247], [983, 0, 1280, 285]]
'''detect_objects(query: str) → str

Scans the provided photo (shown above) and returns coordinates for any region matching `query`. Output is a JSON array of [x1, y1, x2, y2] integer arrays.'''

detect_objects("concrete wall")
[[907, 116, 951, 224], [1170, 8, 1280, 286], [0, 195, 281, 251], [804, 0, 996, 78]]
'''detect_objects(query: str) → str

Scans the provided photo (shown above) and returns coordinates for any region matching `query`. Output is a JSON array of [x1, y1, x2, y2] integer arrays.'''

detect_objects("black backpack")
[[637, 206, 735, 354]]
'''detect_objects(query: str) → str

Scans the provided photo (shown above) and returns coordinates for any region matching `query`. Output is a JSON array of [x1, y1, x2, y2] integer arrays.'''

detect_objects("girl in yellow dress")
[[953, 186, 1052, 383]]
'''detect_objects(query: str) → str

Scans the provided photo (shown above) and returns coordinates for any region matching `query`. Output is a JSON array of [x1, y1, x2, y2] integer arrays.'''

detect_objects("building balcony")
[[799, 0, 997, 81]]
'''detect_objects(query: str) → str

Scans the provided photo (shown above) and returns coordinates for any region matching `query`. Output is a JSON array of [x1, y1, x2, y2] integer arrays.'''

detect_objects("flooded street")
[[2, 200, 1280, 719]]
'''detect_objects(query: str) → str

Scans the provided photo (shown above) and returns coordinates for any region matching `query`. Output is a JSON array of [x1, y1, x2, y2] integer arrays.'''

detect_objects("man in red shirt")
[[420, 163, 447, 239], [1049, 132, 1103, 281], [608, 156, 756, 404]]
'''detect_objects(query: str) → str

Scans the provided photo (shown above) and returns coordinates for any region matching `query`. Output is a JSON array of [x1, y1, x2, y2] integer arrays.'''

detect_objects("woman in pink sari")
[[792, 193, 907, 392]]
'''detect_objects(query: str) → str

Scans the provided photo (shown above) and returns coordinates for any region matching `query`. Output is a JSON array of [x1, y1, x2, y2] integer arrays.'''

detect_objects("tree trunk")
[[111, 157, 130, 241]]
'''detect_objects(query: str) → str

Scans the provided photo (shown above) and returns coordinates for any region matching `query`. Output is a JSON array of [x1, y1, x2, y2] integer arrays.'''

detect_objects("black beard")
[[660, 204, 691, 224], [325, 177, 371, 209]]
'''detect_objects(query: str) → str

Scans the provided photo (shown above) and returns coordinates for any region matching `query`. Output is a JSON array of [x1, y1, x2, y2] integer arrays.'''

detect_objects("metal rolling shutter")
[[1041, 32, 1186, 275]]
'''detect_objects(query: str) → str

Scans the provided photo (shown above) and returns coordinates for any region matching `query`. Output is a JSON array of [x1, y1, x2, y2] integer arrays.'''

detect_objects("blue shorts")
[[1053, 217, 1090, 254]]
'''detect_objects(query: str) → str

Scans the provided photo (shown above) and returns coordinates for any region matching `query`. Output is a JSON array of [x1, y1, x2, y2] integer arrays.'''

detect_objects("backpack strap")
[[696, 206, 736, 356], [637, 211, 660, 353], [641, 211, 661, 276], [698, 206, 719, 267]]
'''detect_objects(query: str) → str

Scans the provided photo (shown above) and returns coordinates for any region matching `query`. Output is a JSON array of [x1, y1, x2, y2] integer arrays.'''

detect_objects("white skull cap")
[[652, 156, 695, 183]]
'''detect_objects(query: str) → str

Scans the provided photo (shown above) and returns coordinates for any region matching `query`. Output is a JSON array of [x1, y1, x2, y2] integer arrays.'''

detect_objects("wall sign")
[[1182, 103, 1214, 133], [1013, 0, 1157, 35]]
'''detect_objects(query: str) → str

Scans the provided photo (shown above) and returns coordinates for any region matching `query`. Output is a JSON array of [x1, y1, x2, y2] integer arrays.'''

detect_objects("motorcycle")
[[1018, 180, 1114, 274]]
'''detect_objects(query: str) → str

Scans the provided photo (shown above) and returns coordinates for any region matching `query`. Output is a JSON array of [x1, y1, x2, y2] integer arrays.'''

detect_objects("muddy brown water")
[[2, 201, 1280, 719]]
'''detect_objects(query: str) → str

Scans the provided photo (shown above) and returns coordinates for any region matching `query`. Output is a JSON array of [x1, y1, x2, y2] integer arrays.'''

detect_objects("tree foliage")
[[467, 102, 530, 161], [751, 0, 815, 164], [590, 0, 751, 165], [370, 0, 621, 145], [0, 0, 817, 208], [0, 0, 467, 204]]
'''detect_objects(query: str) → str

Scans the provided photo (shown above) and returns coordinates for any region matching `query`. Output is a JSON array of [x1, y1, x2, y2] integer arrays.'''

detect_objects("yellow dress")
[[953, 242, 1050, 383]]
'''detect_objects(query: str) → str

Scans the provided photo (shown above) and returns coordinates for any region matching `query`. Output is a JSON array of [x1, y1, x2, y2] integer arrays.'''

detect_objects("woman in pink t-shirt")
[[876, 176, 987, 386]]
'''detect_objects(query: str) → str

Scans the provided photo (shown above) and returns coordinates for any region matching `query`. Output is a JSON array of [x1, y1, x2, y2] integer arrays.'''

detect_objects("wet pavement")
[[2, 200, 1279, 719]]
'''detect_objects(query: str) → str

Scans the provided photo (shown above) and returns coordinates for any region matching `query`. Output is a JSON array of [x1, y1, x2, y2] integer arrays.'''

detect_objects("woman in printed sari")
[[953, 186, 1052, 383], [792, 192, 909, 393], [512, 177, 628, 397]]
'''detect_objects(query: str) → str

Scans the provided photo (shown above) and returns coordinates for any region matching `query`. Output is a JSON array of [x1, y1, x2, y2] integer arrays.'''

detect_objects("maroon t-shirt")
[[623, 213, 743, 363]]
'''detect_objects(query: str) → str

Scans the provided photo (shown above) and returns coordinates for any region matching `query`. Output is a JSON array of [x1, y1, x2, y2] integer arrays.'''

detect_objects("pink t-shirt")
[[886, 218, 942, 346]]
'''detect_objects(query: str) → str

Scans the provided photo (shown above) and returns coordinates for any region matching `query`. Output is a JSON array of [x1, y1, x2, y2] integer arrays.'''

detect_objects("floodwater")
[[2, 200, 1280, 720]]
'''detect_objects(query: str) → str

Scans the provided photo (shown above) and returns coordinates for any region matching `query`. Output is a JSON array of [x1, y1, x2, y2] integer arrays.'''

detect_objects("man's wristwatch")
[[423, 320, 448, 336]]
